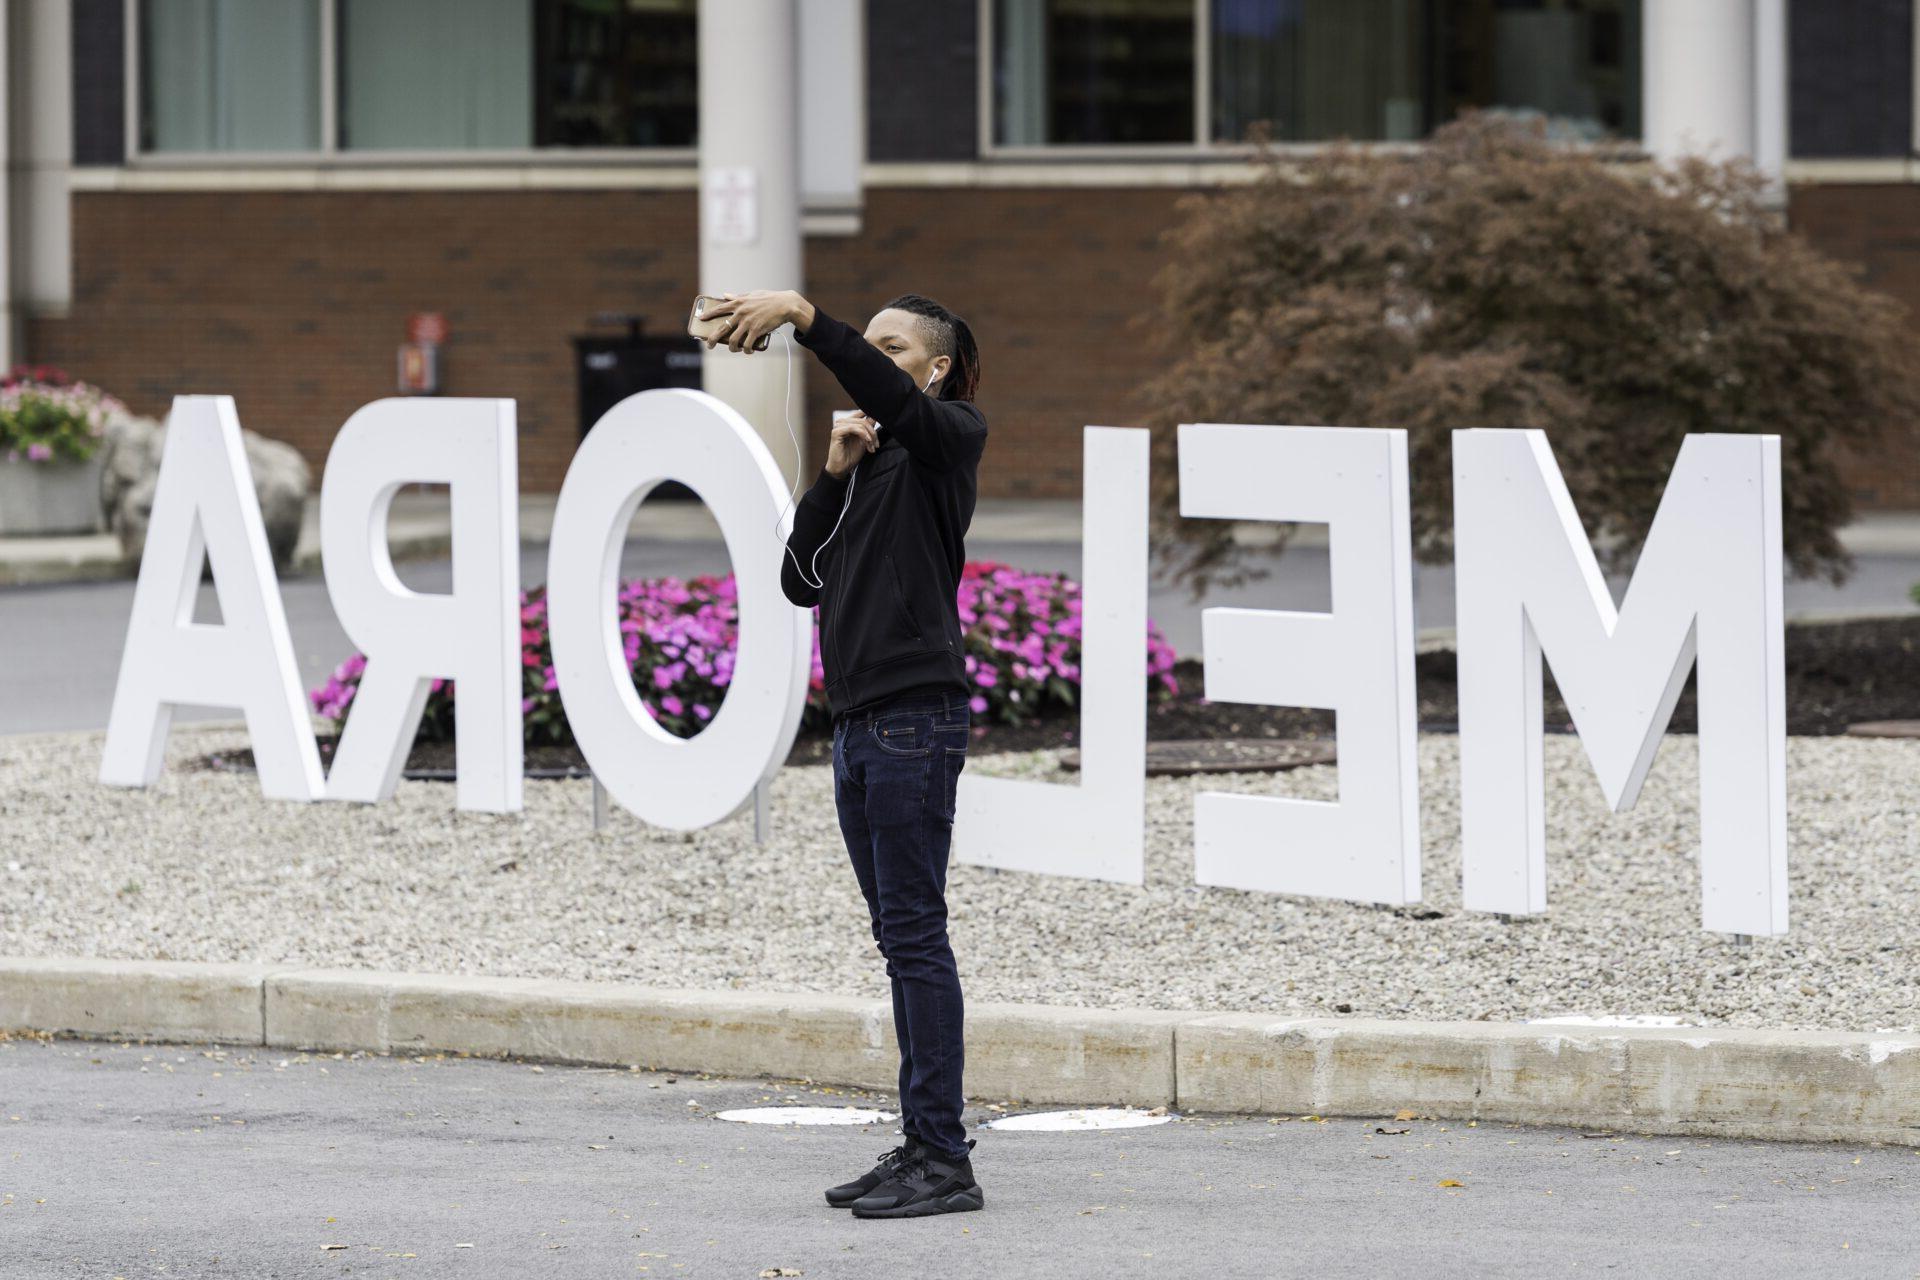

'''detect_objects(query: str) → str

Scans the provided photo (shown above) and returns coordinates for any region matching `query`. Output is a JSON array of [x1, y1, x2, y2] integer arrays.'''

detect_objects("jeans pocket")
[[932, 705, 969, 750], [873, 711, 933, 757]]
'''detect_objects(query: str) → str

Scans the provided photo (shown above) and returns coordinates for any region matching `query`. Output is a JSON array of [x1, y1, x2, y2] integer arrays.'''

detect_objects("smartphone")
[[835, 407, 883, 439], [688, 294, 770, 351]]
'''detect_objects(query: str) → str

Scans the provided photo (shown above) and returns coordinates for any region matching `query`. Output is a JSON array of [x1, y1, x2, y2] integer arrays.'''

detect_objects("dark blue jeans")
[[831, 687, 971, 1163]]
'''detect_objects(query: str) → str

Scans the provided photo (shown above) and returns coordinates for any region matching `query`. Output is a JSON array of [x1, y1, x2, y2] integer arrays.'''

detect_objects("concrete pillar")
[[0, 0, 14, 369], [797, 0, 864, 231], [1642, 0, 1787, 205], [2, 0, 73, 369], [697, 0, 807, 488]]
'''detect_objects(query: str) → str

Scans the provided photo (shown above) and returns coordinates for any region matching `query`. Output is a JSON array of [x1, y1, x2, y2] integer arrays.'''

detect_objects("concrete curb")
[[0, 528, 452, 587], [4, 956, 1916, 1146]]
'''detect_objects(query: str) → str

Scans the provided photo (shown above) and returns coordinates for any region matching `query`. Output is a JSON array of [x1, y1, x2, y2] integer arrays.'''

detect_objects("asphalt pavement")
[[2, 1034, 1914, 1279]]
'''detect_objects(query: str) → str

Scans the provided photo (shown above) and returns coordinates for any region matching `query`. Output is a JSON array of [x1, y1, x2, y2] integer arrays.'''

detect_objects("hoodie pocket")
[[883, 551, 921, 641]]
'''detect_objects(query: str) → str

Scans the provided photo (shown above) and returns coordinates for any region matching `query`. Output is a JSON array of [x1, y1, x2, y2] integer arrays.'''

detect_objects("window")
[[135, 0, 697, 156], [535, 0, 697, 148], [993, 0, 1196, 146], [337, 0, 534, 150], [990, 0, 1642, 149], [139, 0, 321, 153]]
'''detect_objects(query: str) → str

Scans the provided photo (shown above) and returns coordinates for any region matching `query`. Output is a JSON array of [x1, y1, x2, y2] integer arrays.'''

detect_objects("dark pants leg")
[[833, 714, 921, 1143], [832, 691, 971, 1162]]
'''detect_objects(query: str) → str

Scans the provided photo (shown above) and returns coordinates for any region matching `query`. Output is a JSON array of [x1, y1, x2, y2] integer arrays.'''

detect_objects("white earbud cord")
[[771, 327, 938, 593], [771, 328, 850, 592]]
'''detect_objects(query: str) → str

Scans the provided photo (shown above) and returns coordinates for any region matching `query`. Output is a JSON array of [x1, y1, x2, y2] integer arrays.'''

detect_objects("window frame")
[[975, 0, 1647, 160], [122, 0, 699, 168], [979, 0, 1237, 159]]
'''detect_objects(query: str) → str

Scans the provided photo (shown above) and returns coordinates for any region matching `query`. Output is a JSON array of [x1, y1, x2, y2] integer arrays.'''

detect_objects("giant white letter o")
[[546, 388, 811, 830]]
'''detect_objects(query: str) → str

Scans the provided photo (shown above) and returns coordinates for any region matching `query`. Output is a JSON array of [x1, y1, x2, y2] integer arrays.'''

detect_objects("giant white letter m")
[[1452, 429, 1788, 936]]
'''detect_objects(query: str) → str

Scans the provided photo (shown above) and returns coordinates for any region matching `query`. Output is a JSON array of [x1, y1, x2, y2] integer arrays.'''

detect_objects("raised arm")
[[794, 303, 988, 473]]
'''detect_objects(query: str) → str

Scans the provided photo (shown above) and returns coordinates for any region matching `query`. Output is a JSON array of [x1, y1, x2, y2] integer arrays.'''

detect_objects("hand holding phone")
[[825, 410, 878, 478], [688, 293, 770, 352]]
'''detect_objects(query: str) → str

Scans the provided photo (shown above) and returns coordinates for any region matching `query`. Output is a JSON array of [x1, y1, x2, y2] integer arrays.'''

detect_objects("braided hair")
[[880, 293, 981, 404]]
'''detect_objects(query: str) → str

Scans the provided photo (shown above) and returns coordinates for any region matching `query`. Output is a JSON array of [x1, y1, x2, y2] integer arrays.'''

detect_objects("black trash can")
[[572, 313, 705, 501]]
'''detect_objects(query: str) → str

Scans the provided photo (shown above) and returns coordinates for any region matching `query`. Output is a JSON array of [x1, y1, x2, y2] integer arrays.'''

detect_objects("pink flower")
[[661, 694, 683, 715], [969, 695, 987, 713], [25, 442, 52, 461]]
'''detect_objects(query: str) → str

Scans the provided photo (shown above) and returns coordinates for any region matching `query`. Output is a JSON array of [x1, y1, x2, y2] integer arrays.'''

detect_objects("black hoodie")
[[781, 304, 988, 720]]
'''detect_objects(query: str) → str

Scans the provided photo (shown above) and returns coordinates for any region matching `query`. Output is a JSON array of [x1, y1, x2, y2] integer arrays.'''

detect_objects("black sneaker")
[[848, 1138, 983, 1218], [824, 1135, 922, 1208]]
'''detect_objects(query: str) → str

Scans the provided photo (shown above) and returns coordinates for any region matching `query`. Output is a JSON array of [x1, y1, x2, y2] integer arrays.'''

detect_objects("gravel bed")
[[2, 722, 1916, 1034]]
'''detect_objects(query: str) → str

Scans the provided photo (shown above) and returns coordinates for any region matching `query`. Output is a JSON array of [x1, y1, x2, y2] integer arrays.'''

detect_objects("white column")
[[1644, 0, 1754, 161], [3, 0, 73, 367], [698, 0, 808, 488], [1751, 0, 1788, 207], [1642, 0, 1786, 204], [797, 0, 864, 232], [0, 0, 14, 369]]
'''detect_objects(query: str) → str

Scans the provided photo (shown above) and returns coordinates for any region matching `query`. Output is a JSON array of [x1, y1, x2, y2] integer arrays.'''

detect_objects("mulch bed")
[[199, 615, 1919, 776]]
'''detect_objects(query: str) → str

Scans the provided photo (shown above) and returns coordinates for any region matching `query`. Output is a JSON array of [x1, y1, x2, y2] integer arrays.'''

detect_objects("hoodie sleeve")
[[779, 462, 852, 608], [794, 304, 988, 473]]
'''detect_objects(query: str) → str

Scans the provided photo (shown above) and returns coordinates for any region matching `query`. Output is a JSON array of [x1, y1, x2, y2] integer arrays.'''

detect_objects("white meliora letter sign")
[[97, 392, 1788, 937], [1171, 424, 1421, 907], [1452, 429, 1788, 937]]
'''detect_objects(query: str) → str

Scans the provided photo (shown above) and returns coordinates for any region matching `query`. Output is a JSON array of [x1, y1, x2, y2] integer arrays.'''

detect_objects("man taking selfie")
[[696, 287, 988, 1218]]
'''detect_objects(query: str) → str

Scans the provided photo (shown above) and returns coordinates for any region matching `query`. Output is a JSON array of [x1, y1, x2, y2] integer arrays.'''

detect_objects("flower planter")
[[0, 453, 105, 536]]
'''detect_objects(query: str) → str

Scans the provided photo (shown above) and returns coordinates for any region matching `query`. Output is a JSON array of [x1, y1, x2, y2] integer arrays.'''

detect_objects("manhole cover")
[[982, 1107, 1177, 1131], [1845, 720, 1920, 739], [1057, 738, 1335, 776], [712, 1106, 896, 1125]]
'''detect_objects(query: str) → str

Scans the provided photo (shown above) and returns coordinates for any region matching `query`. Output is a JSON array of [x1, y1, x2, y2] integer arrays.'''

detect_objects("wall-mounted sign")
[[96, 391, 1789, 937], [704, 166, 759, 247], [406, 312, 448, 346]]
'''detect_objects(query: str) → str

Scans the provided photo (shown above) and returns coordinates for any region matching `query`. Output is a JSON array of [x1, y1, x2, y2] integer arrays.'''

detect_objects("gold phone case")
[[688, 294, 770, 351]]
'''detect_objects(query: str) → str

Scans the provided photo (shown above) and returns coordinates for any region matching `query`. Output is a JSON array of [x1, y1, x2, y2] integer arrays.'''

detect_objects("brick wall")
[[26, 184, 1190, 500], [25, 180, 1920, 508], [31, 188, 699, 495]]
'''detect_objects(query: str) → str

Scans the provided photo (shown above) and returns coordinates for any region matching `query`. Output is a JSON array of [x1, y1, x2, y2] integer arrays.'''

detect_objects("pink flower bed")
[[311, 562, 1180, 745], [0, 364, 126, 465]]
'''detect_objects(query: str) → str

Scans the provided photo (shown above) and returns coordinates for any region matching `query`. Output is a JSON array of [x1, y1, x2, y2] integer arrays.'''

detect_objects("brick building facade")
[[16, 1, 1920, 507]]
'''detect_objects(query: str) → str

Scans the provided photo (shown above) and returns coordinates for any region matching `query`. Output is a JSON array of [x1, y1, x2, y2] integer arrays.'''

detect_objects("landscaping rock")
[[98, 413, 310, 572]]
